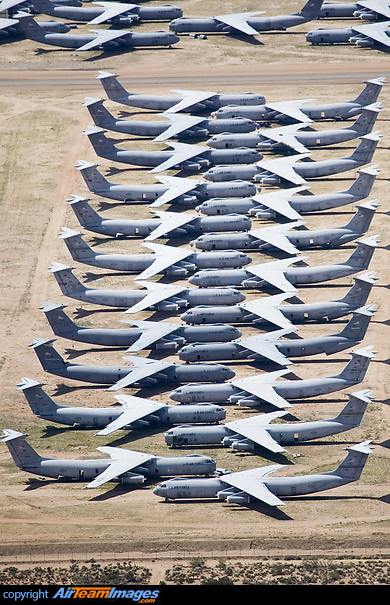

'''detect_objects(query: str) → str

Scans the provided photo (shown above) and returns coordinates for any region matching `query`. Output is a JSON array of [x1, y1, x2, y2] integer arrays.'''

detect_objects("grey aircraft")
[[170, 345, 375, 408], [0, 15, 74, 37], [28, 0, 183, 25], [211, 78, 386, 122], [58, 229, 250, 280], [181, 267, 378, 329], [83, 126, 263, 173], [75, 164, 257, 206], [153, 441, 374, 507], [165, 389, 373, 453], [18, 378, 226, 436], [48, 262, 246, 312], [96, 70, 266, 114], [178, 306, 375, 366], [206, 103, 382, 154], [202, 133, 381, 185], [168, 0, 324, 36], [66, 204, 252, 241], [306, 19, 390, 48], [195, 166, 379, 219], [319, 1, 390, 20], [83, 97, 258, 142], [29, 338, 235, 390], [1, 429, 217, 490], [16, 13, 180, 50], [189, 201, 379, 254], [40, 302, 242, 351]]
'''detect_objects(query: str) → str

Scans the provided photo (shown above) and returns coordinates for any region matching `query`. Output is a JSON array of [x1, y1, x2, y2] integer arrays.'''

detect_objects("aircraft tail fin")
[[340, 235, 379, 270], [341, 200, 379, 234], [344, 166, 379, 200], [16, 14, 47, 42], [83, 126, 117, 159], [17, 377, 60, 416], [75, 161, 110, 194], [1, 429, 44, 469], [347, 133, 381, 164], [299, 0, 324, 19], [59, 227, 95, 262], [331, 390, 373, 429], [347, 103, 381, 135], [335, 305, 374, 343], [67, 194, 103, 228], [338, 271, 377, 306], [329, 441, 373, 481], [28, 338, 67, 373], [82, 98, 117, 130], [49, 263, 86, 297], [40, 302, 79, 338], [29, 0, 55, 14], [335, 346, 375, 385], [96, 71, 130, 104], [352, 78, 386, 106]]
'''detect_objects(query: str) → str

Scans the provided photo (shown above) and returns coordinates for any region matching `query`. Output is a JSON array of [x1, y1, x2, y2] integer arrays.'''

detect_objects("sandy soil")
[[0, 0, 389, 565]]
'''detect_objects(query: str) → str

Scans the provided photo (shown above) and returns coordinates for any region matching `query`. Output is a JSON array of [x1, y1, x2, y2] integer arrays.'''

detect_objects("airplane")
[[189, 201, 379, 254], [27, 0, 183, 25], [164, 389, 373, 452], [83, 126, 263, 173], [48, 262, 246, 311], [170, 345, 376, 408], [178, 306, 375, 366], [181, 267, 378, 329], [40, 302, 242, 351], [96, 70, 266, 113], [15, 13, 180, 50], [195, 166, 379, 219], [0, 15, 74, 37], [18, 378, 226, 435], [0, 429, 217, 490], [206, 103, 382, 154], [28, 338, 235, 390], [168, 0, 324, 36], [306, 19, 390, 48], [153, 441, 374, 507], [58, 230, 251, 279], [211, 78, 386, 122], [202, 133, 381, 185], [319, 0, 390, 20], [83, 98, 258, 142], [74, 165, 257, 206]]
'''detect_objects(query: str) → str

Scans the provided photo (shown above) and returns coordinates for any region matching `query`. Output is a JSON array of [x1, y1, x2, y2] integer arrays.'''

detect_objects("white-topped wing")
[[221, 466, 286, 506], [89, 2, 138, 25], [144, 211, 198, 241], [78, 29, 131, 52], [259, 123, 313, 153], [96, 395, 166, 435], [136, 243, 193, 279], [85, 448, 154, 488], [123, 281, 188, 315], [150, 176, 203, 208], [265, 99, 316, 123], [257, 154, 311, 185], [106, 357, 174, 391], [251, 187, 309, 220], [149, 142, 209, 174], [154, 114, 207, 142], [120, 319, 181, 352], [240, 292, 296, 330], [357, 1, 390, 19], [215, 11, 266, 35], [351, 21, 390, 47], [232, 369, 293, 408], [0, 0, 24, 12], [165, 90, 218, 114], [247, 256, 308, 293], [0, 17, 18, 29], [249, 221, 305, 255], [238, 329, 296, 366], [225, 412, 288, 453]]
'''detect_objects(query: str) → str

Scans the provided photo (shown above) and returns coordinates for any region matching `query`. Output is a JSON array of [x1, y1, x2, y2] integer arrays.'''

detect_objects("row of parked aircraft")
[[1, 0, 390, 52], [2, 73, 385, 511]]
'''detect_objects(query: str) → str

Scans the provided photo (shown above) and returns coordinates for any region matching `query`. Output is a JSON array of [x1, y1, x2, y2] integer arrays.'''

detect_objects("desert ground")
[[0, 0, 389, 568]]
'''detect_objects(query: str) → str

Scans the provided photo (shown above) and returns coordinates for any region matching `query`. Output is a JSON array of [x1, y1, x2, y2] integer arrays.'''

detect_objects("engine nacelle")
[[235, 397, 260, 407], [166, 265, 188, 276], [353, 9, 377, 20], [191, 128, 208, 137], [241, 277, 264, 288], [182, 195, 198, 205], [216, 489, 236, 500], [260, 176, 282, 186], [226, 494, 250, 504], [253, 210, 276, 219], [354, 38, 374, 47], [231, 439, 255, 451], [153, 301, 180, 312], [155, 337, 185, 350], [222, 435, 240, 446], [120, 473, 145, 484]]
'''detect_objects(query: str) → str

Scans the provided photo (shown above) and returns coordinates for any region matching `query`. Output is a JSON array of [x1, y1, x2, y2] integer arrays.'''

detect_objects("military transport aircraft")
[[153, 441, 374, 507], [40, 302, 242, 351], [306, 18, 390, 48], [0, 15, 73, 37], [164, 389, 373, 453], [48, 262, 245, 311], [29, 338, 235, 390], [1, 429, 217, 489], [170, 345, 375, 408], [18, 379, 226, 436]]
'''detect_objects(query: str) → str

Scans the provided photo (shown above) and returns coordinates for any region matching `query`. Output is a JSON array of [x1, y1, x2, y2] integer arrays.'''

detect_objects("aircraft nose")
[[235, 292, 246, 303], [153, 486, 164, 496], [188, 274, 200, 285]]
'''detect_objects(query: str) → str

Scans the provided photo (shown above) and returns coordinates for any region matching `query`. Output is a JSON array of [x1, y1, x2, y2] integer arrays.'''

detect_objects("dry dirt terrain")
[[0, 0, 389, 566]]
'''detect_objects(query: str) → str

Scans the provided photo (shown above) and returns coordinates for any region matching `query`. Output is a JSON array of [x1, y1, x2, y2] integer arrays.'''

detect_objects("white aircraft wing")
[[123, 281, 188, 315], [265, 99, 316, 124], [225, 412, 288, 453], [240, 292, 297, 331], [0, 0, 24, 11], [232, 369, 293, 408], [0, 17, 18, 29], [221, 466, 286, 506], [238, 330, 296, 366], [89, 2, 138, 25], [96, 395, 166, 435], [154, 114, 207, 142], [107, 357, 174, 391], [149, 142, 209, 174], [215, 11, 266, 35], [85, 448, 154, 488], [144, 211, 198, 242], [165, 90, 218, 114], [247, 256, 308, 293], [150, 176, 204, 208], [251, 186, 310, 220], [78, 29, 132, 52], [249, 221, 305, 255], [259, 123, 312, 154], [257, 154, 311, 186], [136, 242, 193, 279], [357, 1, 390, 19], [351, 21, 390, 47], [120, 319, 181, 352]]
